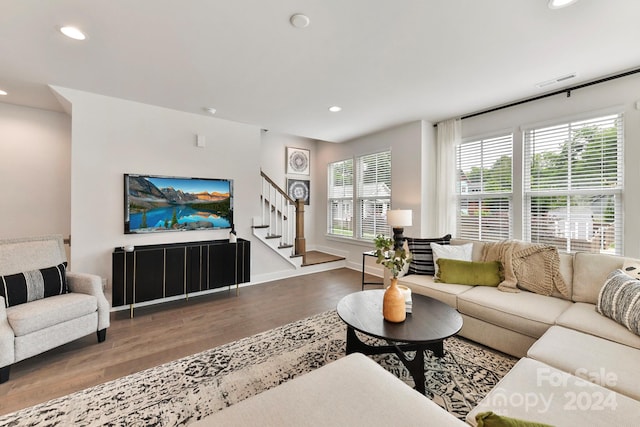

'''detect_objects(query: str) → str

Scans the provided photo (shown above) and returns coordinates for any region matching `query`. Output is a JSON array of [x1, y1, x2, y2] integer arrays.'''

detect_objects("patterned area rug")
[[0, 310, 516, 426]]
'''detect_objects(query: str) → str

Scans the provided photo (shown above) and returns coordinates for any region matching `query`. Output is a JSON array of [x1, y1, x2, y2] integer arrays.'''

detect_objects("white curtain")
[[435, 118, 461, 236]]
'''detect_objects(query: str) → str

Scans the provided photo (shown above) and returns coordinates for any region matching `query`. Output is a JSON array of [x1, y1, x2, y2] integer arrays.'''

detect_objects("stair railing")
[[259, 171, 305, 261]]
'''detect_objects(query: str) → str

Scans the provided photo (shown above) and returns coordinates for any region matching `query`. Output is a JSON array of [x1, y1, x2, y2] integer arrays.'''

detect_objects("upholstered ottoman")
[[191, 353, 466, 426]]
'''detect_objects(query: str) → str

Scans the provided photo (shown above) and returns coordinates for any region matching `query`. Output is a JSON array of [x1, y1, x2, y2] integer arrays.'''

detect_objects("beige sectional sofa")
[[197, 238, 640, 426], [398, 238, 640, 426]]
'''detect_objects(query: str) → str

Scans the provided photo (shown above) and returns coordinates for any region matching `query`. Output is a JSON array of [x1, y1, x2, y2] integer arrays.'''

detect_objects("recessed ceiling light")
[[204, 107, 217, 115], [60, 26, 86, 40], [328, 106, 342, 112], [290, 14, 310, 28], [0, 89, 7, 96], [548, 0, 579, 9]]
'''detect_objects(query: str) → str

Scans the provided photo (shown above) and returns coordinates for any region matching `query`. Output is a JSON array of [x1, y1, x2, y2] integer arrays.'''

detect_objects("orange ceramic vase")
[[383, 278, 406, 322]]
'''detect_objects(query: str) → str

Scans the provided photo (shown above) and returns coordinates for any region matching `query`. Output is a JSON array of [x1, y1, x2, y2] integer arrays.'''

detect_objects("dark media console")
[[112, 238, 250, 316]]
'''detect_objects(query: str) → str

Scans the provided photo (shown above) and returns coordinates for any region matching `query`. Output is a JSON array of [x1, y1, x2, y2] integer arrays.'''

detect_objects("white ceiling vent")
[[536, 73, 577, 88]]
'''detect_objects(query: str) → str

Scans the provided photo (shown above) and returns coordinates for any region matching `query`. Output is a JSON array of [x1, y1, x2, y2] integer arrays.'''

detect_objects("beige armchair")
[[0, 235, 110, 383]]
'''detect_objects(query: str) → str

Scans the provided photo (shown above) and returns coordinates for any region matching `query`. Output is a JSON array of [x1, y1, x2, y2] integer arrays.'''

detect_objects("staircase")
[[253, 171, 306, 268]]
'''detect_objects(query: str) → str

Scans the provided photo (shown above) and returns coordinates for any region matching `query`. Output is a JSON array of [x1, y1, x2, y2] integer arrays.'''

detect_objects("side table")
[[361, 250, 384, 290]]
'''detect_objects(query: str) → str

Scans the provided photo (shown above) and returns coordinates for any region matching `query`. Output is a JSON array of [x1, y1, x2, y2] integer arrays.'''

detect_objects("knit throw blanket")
[[482, 240, 570, 298]]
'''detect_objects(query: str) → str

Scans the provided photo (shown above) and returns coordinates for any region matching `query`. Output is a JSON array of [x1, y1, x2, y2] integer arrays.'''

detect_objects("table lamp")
[[386, 209, 412, 250]]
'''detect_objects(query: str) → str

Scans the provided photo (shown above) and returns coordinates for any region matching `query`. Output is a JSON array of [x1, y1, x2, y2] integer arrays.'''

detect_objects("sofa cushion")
[[451, 238, 486, 262], [457, 286, 572, 339], [482, 240, 568, 297], [572, 252, 626, 304], [448, 242, 572, 298], [436, 259, 502, 287], [528, 326, 640, 401], [0, 236, 67, 276], [553, 252, 573, 300], [6, 293, 98, 336], [596, 269, 640, 336], [466, 358, 640, 427], [0, 263, 68, 307], [555, 302, 640, 349], [406, 234, 451, 275], [398, 274, 473, 308], [431, 242, 472, 277]]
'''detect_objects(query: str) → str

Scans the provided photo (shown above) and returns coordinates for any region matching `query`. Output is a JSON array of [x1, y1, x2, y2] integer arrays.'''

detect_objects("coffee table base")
[[345, 326, 445, 395]]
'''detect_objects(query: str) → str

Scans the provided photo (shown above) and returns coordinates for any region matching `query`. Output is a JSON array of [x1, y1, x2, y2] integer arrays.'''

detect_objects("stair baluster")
[[255, 171, 305, 266]]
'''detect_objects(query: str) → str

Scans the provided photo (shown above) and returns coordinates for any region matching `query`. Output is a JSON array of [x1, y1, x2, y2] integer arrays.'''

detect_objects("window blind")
[[327, 159, 354, 237], [456, 134, 513, 241], [523, 114, 623, 254], [357, 151, 391, 240]]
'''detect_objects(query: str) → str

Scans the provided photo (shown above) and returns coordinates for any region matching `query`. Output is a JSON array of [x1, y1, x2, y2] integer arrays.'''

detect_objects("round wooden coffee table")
[[336, 289, 463, 395]]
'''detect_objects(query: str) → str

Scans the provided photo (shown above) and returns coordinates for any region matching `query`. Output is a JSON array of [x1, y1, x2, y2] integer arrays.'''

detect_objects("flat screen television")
[[124, 174, 233, 234]]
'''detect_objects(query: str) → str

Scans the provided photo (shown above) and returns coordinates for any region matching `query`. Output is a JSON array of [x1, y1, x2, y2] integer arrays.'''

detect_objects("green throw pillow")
[[476, 411, 554, 427], [435, 258, 502, 286]]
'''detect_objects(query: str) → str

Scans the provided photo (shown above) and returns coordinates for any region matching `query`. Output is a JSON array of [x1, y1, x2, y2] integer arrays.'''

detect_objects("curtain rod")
[[435, 67, 640, 126]]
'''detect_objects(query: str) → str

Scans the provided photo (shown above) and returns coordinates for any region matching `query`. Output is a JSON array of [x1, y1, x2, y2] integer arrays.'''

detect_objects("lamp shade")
[[386, 209, 412, 227]]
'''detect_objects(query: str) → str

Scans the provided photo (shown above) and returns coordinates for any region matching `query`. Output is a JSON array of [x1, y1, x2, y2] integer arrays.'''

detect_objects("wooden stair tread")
[[301, 251, 345, 267]]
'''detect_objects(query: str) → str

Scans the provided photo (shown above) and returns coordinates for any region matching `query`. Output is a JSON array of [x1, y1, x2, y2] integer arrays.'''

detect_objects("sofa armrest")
[[0, 297, 15, 368], [67, 272, 110, 331]]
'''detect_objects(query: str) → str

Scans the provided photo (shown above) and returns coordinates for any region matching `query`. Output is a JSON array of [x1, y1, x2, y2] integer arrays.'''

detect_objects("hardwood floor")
[[0, 267, 373, 416], [302, 250, 345, 266]]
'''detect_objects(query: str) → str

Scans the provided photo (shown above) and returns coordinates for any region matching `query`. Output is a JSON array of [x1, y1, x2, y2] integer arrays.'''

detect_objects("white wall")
[[0, 103, 71, 241], [259, 130, 317, 245], [461, 73, 640, 258], [10, 73, 636, 290], [315, 73, 640, 269], [315, 120, 434, 276], [51, 86, 308, 287]]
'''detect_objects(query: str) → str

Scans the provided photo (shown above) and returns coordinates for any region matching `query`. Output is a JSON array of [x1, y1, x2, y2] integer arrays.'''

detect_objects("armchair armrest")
[[67, 272, 111, 331], [0, 297, 15, 368]]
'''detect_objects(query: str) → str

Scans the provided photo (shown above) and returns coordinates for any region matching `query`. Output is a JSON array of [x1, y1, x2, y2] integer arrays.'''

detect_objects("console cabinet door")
[[134, 249, 164, 302], [209, 243, 236, 288], [165, 247, 186, 297], [237, 240, 251, 284], [186, 245, 204, 293], [112, 252, 126, 307], [112, 252, 135, 306]]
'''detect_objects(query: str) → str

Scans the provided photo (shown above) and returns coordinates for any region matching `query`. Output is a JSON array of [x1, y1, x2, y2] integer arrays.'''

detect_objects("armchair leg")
[[97, 329, 107, 343], [0, 366, 10, 384]]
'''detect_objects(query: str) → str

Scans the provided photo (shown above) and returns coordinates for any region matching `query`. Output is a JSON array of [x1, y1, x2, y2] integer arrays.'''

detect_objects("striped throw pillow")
[[0, 263, 68, 308], [596, 269, 640, 336], [406, 234, 452, 276]]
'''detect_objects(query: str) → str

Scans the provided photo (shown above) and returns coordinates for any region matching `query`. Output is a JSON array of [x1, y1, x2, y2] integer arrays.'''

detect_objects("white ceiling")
[[1, 0, 639, 142]]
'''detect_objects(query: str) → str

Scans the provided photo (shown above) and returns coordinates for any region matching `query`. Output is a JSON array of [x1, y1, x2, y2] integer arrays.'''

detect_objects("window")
[[327, 159, 354, 237], [524, 114, 623, 254], [456, 134, 513, 241], [357, 151, 391, 240], [327, 150, 391, 240]]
